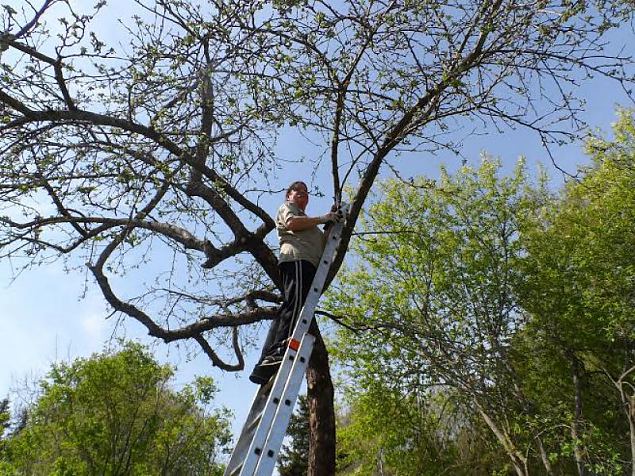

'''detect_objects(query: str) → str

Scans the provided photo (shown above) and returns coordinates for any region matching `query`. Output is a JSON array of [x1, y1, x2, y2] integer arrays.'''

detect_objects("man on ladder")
[[250, 180, 343, 385], [225, 184, 346, 475]]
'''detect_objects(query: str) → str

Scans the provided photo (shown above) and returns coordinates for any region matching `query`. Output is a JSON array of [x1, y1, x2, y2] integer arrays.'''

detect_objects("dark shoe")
[[260, 353, 284, 367], [249, 364, 275, 385]]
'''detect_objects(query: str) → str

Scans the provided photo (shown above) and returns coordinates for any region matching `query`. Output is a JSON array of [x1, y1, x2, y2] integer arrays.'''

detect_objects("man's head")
[[285, 181, 309, 211]]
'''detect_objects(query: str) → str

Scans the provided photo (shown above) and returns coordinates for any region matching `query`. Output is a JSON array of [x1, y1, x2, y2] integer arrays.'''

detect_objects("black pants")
[[258, 260, 316, 363]]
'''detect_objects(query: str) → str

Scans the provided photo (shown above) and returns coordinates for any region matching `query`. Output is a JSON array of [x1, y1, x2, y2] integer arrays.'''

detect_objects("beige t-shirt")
[[277, 201, 324, 267]]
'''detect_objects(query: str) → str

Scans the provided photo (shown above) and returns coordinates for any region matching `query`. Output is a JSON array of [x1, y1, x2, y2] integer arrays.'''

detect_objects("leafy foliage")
[[328, 159, 546, 474], [328, 113, 635, 475], [517, 109, 635, 474], [0, 399, 9, 440], [335, 382, 506, 476], [0, 342, 231, 475]]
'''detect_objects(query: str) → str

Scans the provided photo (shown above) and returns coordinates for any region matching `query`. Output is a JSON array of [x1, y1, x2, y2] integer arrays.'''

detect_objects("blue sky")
[[1, 0, 634, 451]]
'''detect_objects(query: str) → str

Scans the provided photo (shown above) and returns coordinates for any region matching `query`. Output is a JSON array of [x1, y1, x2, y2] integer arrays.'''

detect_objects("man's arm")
[[285, 214, 333, 231], [285, 205, 344, 231]]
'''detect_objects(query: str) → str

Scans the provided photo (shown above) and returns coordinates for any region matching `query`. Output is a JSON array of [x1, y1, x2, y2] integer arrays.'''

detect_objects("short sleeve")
[[277, 202, 302, 229]]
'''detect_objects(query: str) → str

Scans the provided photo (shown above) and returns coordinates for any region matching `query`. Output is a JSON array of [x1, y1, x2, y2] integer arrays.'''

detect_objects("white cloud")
[[79, 312, 108, 348]]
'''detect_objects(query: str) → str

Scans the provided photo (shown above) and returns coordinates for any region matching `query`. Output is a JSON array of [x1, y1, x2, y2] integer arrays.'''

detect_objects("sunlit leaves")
[[0, 342, 231, 475], [326, 158, 550, 472]]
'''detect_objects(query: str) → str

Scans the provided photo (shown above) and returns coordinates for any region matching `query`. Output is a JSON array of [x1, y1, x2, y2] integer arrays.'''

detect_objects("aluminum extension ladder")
[[223, 204, 348, 476]]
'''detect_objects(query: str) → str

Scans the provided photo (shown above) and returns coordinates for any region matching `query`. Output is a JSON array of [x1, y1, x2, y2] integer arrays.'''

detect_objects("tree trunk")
[[537, 436, 554, 475], [306, 321, 336, 476], [605, 365, 635, 476], [476, 403, 527, 476], [571, 358, 586, 476], [628, 395, 635, 476]]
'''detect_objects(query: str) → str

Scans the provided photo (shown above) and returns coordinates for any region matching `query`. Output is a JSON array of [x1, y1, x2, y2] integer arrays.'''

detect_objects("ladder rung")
[[246, 411, 264, 432], [261, 376, 276, 395], [228, 463, 243, 476]]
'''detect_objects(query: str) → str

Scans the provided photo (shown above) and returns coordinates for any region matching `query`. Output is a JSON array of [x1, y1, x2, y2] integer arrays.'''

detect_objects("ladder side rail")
[[223, 384, 272, 475], [238, 341, 301, 475], [254, 333, 316, 475]]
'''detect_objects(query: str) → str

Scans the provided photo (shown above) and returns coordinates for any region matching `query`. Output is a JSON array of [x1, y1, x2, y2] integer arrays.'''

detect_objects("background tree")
[[326, 160, 549, 475], [0, 398, 8, 440], [327, 112, 635, 475], [0, 1, 633, 472], [0, 342, 231, 475], [518, 109, 635, 475], [0, 397, 10, 473], [334, 380, 506, 475]]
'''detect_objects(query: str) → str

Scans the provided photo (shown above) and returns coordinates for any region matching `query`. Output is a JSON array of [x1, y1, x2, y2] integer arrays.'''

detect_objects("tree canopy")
[[519, 109, 635, 475], [0, 0, 632, 366], [0, 342, 231, 475], [328, 110, 635, 476], [328, 158, 546, 475]]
